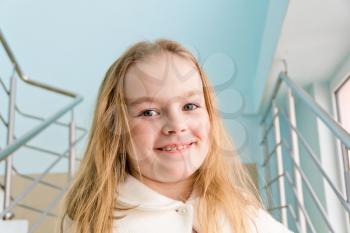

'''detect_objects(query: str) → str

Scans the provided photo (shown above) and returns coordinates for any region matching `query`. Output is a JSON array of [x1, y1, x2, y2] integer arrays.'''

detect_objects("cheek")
[[190, 113, 211, 140], [129, 120, 156, 137], [128, 120, 158, 155]]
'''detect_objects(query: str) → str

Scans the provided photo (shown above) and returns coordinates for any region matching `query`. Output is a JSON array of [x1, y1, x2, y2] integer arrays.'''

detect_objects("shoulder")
[[247, 208, 294, 233]]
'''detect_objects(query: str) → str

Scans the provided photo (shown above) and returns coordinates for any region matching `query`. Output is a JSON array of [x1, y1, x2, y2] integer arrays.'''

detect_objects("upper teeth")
[[161, 143, 192, 151]]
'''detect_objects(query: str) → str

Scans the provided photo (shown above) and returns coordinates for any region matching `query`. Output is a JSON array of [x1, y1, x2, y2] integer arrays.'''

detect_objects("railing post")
[[3, 73, 16, 220], [262, 125, 273, 210], [272, 101, 288, 225], [68, 110, 76, 179], [340, 144, 350, 203], [287, 90, 307, 233]]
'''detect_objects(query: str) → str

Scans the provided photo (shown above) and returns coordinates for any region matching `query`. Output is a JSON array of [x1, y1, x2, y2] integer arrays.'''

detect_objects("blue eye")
[[139, 103, 199, 117], [140, 109, 158, 117], [184, 103, 199, 111]]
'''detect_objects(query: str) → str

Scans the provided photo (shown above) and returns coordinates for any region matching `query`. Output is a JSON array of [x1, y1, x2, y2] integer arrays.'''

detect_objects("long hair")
[[60, 39, 261, 233]]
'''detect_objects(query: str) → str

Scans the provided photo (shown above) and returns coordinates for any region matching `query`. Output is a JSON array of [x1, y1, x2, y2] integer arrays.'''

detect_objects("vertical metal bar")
[[342, 145, 350, 229], [3, 73, 16, 220], [272, 101, 288, 225], [69, 110, 76, 179], [262, 125, 273, 210], [287, 90, 307, 233], [341, 144, 350, 203]]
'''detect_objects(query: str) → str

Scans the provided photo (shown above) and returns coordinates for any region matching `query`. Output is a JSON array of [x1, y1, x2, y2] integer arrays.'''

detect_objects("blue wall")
[[0, 1, 285, 174]]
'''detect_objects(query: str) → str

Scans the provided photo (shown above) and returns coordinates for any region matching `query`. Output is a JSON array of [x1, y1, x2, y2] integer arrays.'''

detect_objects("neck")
[[138, 175, 196, 202]]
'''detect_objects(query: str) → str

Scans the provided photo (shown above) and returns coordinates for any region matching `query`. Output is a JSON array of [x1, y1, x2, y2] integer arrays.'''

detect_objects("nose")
[[161, 111, 188, 135]]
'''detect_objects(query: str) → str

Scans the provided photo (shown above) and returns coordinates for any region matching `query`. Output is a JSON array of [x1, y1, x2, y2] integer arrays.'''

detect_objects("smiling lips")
[[156, 142, 196, 152]]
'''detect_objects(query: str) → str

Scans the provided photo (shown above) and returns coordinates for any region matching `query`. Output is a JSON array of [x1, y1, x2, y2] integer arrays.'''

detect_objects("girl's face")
[[124, 52, 211, 183]]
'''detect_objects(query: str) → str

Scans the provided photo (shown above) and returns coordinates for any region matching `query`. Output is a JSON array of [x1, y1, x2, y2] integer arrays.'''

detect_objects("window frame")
[[333, 74, 350, 205]]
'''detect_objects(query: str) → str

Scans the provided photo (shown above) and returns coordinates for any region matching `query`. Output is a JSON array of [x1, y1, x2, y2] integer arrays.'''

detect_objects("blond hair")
[[60, 39, 261, 233]]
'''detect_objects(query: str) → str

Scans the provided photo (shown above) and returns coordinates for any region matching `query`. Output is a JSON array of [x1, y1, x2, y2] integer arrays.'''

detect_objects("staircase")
[[0, 29, 86, 233], [260, 68, 350, 233]]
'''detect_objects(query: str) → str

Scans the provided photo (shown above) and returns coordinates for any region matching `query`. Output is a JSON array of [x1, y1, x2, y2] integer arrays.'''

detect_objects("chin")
[[156, 169, 197, 183]]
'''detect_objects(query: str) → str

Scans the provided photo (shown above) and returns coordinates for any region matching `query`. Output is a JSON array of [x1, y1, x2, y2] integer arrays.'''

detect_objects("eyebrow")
[[125, 90, 203, 107]]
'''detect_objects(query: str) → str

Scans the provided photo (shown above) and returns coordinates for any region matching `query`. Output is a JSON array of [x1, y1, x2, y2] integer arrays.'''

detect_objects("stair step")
[[0, 219, 28, 233]]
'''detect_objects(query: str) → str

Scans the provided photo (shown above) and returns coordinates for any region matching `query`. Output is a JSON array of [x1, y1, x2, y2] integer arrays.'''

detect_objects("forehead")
[[123, 52, 204, 103]]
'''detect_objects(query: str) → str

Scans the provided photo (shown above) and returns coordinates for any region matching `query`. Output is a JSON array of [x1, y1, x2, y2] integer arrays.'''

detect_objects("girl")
[[60, 39, 293, 233]]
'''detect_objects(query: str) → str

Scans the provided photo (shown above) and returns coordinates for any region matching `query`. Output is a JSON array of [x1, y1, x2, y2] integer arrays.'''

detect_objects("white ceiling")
[[269, 0, 350, 86]]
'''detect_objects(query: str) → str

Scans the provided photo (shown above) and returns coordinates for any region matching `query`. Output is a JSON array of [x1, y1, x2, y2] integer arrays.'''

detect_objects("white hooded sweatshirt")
[[111, 175, 294, 233]]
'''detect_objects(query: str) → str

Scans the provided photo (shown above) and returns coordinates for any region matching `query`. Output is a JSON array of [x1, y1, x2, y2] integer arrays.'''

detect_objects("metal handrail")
[[267, 205, 289, 212], [281, 141, 337, 232], [261, 171, 316, 233], [0, 28, 84, 162], [260, 71, 350, 232], [28, 183, 70, 233], [0, 74, 10, 94], [262, 125, 348, 232], [280, 111, 350, 214], [11, 165, 63, 190], [261, 110, 350, 214], [260, 111, 279, 144], [0, 183, 57, 218], [262, 72, 350, 148], [0, 114, 8, 127], [261, 77, 283, 124], [284, 172, 317, 233], [15, 104, 87, 132], [0, 28, 86, 230], [0, 29, 77, 98], [286, 205, 300, 233], [281, 73, 350, 148], [23, 143, 83, 162], [0, 96, 82, 161], [0, 146, 71, 218], [263, 172, 285, 190], [16, 203, 57, 218], [262, 142, 282, 166]]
